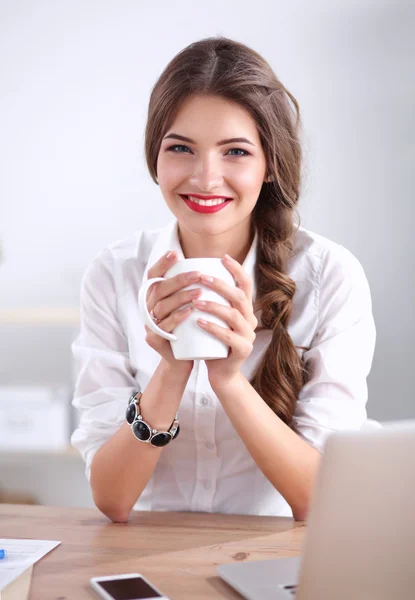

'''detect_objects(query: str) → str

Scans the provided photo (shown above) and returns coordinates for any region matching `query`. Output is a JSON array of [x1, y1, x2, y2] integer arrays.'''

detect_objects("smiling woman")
[[155, 94, 269, 247], [71, 37, 376, 523]]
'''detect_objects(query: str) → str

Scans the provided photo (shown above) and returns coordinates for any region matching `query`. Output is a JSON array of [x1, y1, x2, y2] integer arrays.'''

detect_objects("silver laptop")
[[217, 420, 415, 600]]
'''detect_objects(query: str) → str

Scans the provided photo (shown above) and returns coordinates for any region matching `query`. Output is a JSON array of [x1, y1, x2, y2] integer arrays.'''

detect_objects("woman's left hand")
[[192, 254, 258, 386]]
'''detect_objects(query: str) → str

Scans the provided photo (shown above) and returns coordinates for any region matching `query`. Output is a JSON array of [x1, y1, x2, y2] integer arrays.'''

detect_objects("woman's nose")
[[188, 157, 224, 191]]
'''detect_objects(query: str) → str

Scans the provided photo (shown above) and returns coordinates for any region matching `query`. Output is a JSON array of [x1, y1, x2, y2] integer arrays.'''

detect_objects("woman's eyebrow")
[[163, 133, 255, 146]]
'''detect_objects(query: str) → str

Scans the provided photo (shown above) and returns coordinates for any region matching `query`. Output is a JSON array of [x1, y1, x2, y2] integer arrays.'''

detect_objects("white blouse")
[[71, 218, 376, 517]]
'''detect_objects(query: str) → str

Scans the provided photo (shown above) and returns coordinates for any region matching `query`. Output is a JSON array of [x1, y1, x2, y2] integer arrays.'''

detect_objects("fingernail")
[[187, 271, 201, 280], [224, 254, 233, 261], [201, 274, 214, 283], [178, 304, 192, 312], [193, 299, 206, 306], [166, 251, 175, 259], [190, 289, 202, 298]]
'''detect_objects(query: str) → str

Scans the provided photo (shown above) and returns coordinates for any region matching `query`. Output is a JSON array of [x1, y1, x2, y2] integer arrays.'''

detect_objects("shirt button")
[[201, 396, 209, 406], [205, 442, 214, 450]]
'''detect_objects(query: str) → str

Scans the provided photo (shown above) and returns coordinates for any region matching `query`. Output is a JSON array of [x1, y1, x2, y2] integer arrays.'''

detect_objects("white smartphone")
[[90, 572, 170, 600]]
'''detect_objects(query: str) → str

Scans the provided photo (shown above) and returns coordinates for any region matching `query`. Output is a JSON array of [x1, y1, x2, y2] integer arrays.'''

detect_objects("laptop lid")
[[296, 420, 415, 600]]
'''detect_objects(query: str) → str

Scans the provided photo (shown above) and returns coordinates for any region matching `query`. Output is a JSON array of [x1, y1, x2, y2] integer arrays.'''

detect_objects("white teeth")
[[187, 196, 228, 206]]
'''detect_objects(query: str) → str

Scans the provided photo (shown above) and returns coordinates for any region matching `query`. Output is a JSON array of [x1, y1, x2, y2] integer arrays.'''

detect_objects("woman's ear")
[[265, 174, 274, 183]]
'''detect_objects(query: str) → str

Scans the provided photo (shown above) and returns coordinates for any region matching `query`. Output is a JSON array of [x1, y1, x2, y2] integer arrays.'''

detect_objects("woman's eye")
[[167, 144, 191, 153], [166, 145, 249, 156], [226, 148, 249, 157]]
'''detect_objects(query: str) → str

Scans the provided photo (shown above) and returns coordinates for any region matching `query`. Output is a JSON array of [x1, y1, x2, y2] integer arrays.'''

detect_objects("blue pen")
[[0, 549, 7, 560]]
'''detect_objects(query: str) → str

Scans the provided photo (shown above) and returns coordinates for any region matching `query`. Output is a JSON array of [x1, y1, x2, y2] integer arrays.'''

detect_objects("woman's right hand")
[[144, 251, 202, 374]]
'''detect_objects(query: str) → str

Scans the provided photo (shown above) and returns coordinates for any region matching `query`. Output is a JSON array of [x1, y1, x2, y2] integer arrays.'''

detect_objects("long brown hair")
[[145, 37, 307, 425]]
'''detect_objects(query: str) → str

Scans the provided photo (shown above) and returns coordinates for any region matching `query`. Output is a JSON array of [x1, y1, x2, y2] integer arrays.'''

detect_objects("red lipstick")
[[180, 194, 233, 214]]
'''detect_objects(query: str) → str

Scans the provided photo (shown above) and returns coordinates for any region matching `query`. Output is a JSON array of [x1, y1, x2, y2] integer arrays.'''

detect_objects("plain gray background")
[[1, 0, 414, 426]]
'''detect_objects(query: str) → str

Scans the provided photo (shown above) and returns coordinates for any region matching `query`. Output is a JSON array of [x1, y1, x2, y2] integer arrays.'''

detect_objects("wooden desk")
[[0, 504, 305, 599]]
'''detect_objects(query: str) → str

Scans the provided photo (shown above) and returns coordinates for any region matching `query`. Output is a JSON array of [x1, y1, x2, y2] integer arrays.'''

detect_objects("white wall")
[[1, 0, 414, 430]]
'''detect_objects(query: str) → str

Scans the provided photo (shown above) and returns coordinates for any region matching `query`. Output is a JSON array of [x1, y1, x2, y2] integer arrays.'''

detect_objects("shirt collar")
[[144, 219, 258, 300]]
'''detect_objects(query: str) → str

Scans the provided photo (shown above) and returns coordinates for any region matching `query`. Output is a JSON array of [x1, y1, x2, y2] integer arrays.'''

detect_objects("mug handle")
[[138, 277, 178, 342]]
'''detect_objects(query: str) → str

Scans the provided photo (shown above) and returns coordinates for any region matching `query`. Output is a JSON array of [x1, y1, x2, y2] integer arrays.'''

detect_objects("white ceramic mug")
[[138, 258, 235, 360]]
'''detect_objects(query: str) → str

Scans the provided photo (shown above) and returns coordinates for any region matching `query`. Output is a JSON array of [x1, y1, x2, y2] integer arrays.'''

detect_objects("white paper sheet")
[[0, 538, 61, 590]]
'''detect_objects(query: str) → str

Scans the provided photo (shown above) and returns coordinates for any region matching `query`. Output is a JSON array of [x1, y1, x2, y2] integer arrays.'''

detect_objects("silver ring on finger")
[[150, 308, 162, 324]]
